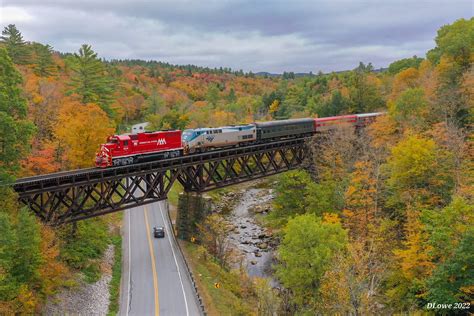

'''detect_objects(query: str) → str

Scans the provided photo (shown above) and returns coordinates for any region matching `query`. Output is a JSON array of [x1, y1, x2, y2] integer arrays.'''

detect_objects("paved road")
[[119, 200, 201, 316]]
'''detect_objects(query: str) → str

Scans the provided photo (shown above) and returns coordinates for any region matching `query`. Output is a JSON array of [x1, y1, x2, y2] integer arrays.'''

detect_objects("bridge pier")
[[176, 192, 212, 240]]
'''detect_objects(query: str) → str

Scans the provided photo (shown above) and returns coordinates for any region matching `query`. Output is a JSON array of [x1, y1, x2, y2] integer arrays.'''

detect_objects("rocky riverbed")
[[223, 186, 277, 280]]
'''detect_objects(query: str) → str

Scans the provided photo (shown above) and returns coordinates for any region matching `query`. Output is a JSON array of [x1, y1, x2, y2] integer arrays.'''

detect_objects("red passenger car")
[[95, 130, 182, 168], [314, 115, 357, 131]]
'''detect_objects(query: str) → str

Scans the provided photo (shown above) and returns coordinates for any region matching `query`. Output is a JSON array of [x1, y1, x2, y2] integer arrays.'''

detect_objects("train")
[[95, 112, 383, 168]]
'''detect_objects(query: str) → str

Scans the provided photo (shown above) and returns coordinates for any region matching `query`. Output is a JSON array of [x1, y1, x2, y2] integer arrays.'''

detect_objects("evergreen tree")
[[426, 230, 474, 304], [226, 87, 237, 103], [32, 43, 56, 77], [0, 48, 35, 182], [348, 63, 384, 113], [68, 44, 115, 116], [0, 212, 18, 302], [11, 209, 42, 285], [145, 89, 164, 115], [206, 84, 219, 106], [0, 24, 31, 64]]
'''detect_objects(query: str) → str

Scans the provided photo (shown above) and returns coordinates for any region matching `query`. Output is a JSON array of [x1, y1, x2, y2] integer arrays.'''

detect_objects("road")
[[119, 200, 201, 316]]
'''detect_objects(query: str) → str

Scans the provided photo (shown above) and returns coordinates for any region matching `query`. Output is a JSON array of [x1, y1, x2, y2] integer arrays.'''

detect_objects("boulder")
[[258, 242, 268, 250]]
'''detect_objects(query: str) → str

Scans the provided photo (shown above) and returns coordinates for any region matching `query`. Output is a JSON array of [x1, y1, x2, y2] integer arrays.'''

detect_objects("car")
[[153, 226, 165, 238]]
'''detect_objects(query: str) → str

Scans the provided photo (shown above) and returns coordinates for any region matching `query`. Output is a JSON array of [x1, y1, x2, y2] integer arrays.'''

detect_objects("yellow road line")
[[144, 206, 160, 316]]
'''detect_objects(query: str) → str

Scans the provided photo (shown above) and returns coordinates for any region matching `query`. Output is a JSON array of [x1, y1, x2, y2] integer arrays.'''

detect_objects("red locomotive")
[[95, 130, 182, 167]]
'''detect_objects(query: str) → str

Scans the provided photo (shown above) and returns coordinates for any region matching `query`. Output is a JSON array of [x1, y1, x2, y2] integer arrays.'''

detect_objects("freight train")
[[95, 112, 383, 168]]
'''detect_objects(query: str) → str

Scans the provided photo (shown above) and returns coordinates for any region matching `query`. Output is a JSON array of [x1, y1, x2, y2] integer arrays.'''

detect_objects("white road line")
[[126, 209, 131, 316], [158, 202, 190, 316]]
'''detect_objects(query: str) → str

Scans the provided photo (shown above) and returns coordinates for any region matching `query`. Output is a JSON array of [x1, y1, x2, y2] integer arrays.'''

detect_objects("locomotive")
[[95, 112, 383, 168], [95, 130, 182, 167]]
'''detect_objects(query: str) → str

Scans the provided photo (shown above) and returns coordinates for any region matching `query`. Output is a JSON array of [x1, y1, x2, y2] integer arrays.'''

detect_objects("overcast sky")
[[1, 0, 472, 73]]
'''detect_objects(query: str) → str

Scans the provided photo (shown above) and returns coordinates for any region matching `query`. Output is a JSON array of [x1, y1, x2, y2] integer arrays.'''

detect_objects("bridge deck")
[[12, 137, 310, 224]]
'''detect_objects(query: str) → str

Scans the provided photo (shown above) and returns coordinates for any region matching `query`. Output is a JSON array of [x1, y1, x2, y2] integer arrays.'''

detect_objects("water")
[[226, 188, 275, 279]]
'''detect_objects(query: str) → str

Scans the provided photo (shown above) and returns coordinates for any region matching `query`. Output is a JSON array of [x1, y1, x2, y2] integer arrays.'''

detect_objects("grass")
[[107, 234, 122, 316], [181, 242, 256, 316], [167, 181, 183, 206]]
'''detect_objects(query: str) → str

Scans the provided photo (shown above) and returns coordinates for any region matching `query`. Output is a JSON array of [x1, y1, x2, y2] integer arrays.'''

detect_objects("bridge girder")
[[14, 138, 310, 224]]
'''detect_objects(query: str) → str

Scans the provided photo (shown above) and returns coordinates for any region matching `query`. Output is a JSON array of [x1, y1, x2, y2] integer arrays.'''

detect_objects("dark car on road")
[[153, 226, 165, 238]]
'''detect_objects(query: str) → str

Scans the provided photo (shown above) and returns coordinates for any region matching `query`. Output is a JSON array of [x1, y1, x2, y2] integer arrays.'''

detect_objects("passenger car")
[[153, 226, 165, 238]]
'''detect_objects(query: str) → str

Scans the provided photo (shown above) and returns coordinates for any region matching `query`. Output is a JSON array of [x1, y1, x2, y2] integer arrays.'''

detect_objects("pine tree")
[[68, 44, 115, 116], [0, 24, 31, 64], [11, 209, 43, 285], [145, 89, 164, 115], [32, 43, 56, 77], [0, 48, 35, 182], [0, 212, 18, 302]]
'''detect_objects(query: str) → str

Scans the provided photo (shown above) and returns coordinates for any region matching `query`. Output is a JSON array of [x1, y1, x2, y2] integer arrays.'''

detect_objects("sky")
[[1, 0, 472, 73]]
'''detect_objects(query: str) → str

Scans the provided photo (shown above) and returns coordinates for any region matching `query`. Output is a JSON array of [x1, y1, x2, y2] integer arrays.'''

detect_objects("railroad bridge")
[[12, 137, 310, 225]]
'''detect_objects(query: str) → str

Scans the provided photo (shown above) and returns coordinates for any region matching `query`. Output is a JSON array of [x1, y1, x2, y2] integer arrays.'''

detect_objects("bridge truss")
[[12, 138, 310, 224]]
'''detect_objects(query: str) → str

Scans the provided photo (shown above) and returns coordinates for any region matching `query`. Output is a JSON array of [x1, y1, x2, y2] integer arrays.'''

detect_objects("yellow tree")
[[343, 160, 377, 240], [55, 101, 115, 168], [210, 110, 236, 127], [38, 226, 68, 297], [385, 134, 453, 211], [387, 208, 434, 307], [268, 99, 279, 118], [390, 67, 419, 100]]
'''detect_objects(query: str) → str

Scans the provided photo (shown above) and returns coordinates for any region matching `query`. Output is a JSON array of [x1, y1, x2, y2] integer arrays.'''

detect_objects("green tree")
[[147, 109, 189, 130], [0, 48, 35, 182], [0, 211, 17, 302], [32, 43, 56, 77], [427, 18, 474, 70], [67, 44, 115, 116], [275, 213, 347, 311], [11, 209, 42, 285], [348, 62, 384, 113], [206, 84, 220, 106], [145, 89, 164, 115], [426, 229, 474, 304], [60, 218, 109, 282], [389, 88, 429, 129], [388, 56, 423, 75], [0, 24, 31, 64], [305, 179, 342, 216], [422, 197, 473, 266], [226, 87, 237, 103], [270, 170, 313, 226]]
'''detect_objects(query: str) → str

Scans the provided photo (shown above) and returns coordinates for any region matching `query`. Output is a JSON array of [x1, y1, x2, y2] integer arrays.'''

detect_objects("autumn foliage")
[[0, 17, 472, 313]]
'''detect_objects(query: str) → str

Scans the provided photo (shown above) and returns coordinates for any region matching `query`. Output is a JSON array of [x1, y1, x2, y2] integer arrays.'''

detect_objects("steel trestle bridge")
[[12, 138, 309, 225]]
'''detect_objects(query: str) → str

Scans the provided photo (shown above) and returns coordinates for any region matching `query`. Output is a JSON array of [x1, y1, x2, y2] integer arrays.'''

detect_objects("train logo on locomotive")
[[157, 138, 167, 145], [205, 135, 215, 142]]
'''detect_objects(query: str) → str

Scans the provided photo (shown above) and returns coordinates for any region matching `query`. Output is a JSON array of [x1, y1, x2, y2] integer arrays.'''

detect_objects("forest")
[[0, 17, 472, 314]]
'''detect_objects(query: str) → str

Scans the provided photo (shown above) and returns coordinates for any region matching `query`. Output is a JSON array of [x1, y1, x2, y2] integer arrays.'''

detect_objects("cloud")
[[1, 0, 472, 72], [0, 6, 34, 24]]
